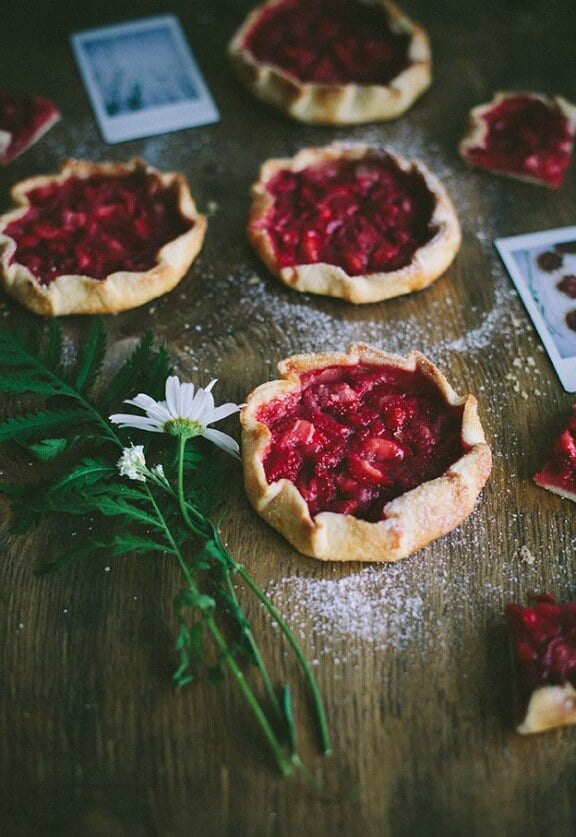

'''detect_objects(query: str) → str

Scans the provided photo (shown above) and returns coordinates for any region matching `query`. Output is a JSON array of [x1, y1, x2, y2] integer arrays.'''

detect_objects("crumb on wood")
[[517, 545, 536, 566]]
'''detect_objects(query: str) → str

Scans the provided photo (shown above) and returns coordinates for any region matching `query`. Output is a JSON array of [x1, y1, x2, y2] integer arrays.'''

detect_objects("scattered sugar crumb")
[[518, 545, 536, 566]]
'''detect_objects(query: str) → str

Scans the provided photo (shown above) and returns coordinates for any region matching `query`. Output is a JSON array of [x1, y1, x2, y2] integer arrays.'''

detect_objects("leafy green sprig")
[[0, 320, 331, 776]]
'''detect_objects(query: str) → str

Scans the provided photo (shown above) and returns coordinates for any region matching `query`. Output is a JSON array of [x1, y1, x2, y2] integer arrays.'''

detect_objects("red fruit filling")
[[566, 310, 576, 332], [257, 363, 466, 521], [262, 156, 436, 275], [463, 95, 574, 187], [534, 405, 576, 495], [537, 250, 563, 272], [0, 90, 59, 165], [506, 594, 576, 721], [557, 276, 576, 299], [4, 170, 193, 286], [242, 0, 411, 85]]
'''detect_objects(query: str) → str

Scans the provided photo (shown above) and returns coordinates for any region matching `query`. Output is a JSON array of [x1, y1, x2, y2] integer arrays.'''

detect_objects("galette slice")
[[0, 90, 60, 165], [229, 0, 431, 124], [534, 404, 576, 501], [459, 92, 576, 188], [241, 344, 492, 562], [0, 159, 207, 315], [506, 594, 576, 734], [248, 144, 461, 303]]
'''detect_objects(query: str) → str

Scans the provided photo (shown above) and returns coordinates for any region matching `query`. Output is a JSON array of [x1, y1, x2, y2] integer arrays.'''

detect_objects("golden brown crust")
[[248, 144, 461, 303], [0, 158, 207, 316], [459, 92, 576, 187], [240, 344, 492, 563], [517, 682, 576, 734], [229, 0, 431, 125]]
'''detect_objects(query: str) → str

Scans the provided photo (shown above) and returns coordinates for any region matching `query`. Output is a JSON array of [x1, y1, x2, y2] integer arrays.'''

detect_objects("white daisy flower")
[[117, 444, 147, 481], [110, 376, 241, 458]]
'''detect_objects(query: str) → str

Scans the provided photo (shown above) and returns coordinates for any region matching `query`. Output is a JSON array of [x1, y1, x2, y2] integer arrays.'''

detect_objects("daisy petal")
[[109, 413, 164, 432], [208, 402, 242, 424], [124, 393, 171, 422], [192, 387, 216, 425], [178, 381, 197, 418], [202, 427, 241, 459], [165, 376, 182, 418]]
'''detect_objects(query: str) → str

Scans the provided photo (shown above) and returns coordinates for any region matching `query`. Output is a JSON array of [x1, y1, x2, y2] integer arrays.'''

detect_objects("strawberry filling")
[[0, 90, 59, 165], [506, 594, 576, 721], [462, 94, 574, 188], [261, 156, 436, 275], [242, 0, 411, 85], [557, 276, 576, 299], [257, 363, 466, 521], [4, 170, 193, 286], [534, 405, 576, 495]]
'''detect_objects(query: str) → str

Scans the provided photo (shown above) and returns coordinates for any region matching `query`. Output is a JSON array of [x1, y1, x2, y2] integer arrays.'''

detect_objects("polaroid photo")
[[496, 226, 576, 392], [70, 15, 219, 144]]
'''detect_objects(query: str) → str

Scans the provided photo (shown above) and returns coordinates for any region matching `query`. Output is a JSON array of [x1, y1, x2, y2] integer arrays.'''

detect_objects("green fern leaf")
[[0, 372, 62, 396], [91, 496, 167, 531], [0, 409, 90, 443], [97, 332, 155, 410], [28, 438, 70, 461], [36, 540, 106, 575], [47, 458, 115, 498], [112, 534, 173, 557], [75, 318, 106, 394]]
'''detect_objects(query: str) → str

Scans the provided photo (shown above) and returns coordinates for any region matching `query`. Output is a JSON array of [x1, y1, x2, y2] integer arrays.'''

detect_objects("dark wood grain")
[[1, 1, 576, 834]]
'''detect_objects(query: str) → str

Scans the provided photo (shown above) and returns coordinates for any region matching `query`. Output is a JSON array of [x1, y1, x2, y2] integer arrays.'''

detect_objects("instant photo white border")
[[496, 226, 576, 393], [70, 15, 219, 143]]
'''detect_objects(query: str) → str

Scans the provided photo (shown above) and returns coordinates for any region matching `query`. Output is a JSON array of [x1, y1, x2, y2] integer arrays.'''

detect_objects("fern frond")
[[47, 459, 116, 497], [28, 438, 70, 461], [0, 371, 64, 397], [36, 540, 106, 575], [97, 332, 155, 410], [112, 534, 173, 557], [75, 318, 106, 394], [0, 409, 91, 443]]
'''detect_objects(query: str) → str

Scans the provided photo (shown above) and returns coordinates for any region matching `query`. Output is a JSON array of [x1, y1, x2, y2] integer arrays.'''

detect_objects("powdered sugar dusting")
[[269, 564, 425, 653]]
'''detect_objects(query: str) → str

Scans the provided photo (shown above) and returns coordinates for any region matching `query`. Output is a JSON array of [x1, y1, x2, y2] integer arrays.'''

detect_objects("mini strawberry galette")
[[0, 90, 60, 165], [229, 0, 431, 124], [0, 159, 206, 315], [534, 404, 576, 502], [459, 92, 576, 188], [241, 344, 491, 562], [248, 145, 461, 303], [506, 594, 576, 734]]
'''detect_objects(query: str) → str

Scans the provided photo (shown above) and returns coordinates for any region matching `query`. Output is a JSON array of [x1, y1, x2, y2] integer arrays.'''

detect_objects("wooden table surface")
[[1, 1, 575, 834]]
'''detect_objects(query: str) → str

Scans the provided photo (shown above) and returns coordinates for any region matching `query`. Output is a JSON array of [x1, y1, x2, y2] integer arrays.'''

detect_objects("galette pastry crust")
[[517, 684, 576, 734], [0, 158, 207, 316], [459, 92, 576, 188], [229, 0, 431, 125], [241, 344, 492, 562], [248, 144, 461, 303]]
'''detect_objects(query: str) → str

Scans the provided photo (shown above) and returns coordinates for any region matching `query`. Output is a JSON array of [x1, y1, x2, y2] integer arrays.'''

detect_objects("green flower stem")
[[148, 442, 282, 722], [231, 558, 332, 757], [147, 478, 294, 777], [220, 564, 283, 721], [178, 482, 331, 757]]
